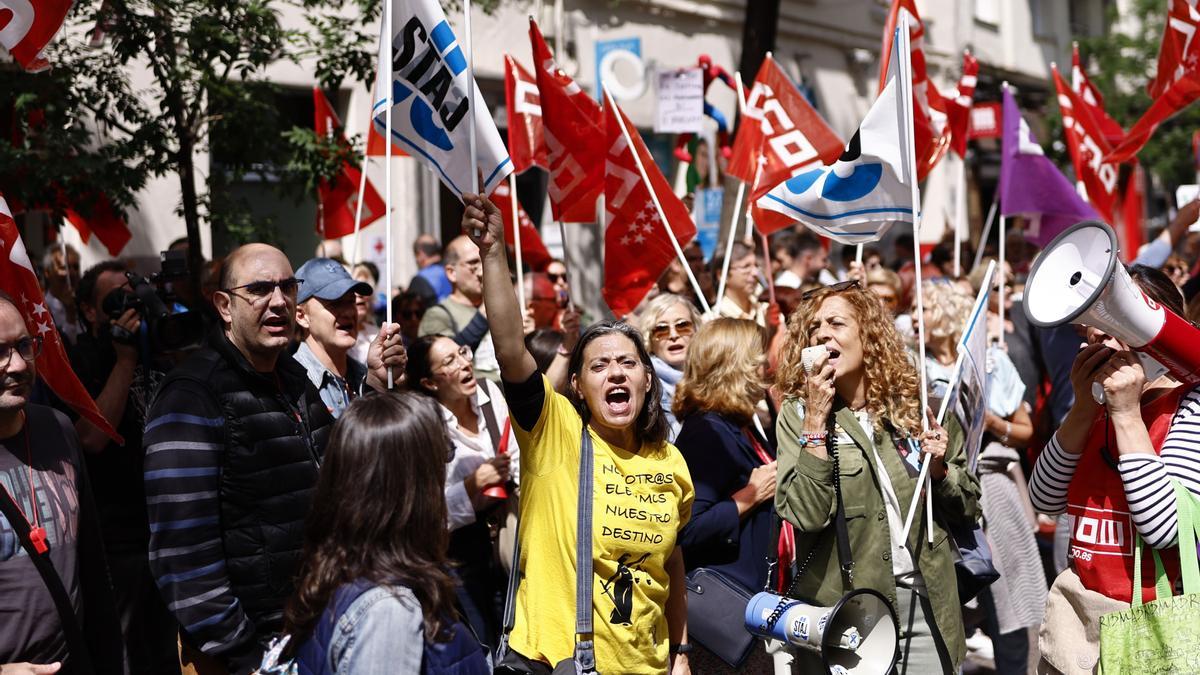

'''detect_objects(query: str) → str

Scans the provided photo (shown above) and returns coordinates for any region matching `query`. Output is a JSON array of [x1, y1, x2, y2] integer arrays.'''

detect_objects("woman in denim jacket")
[[278, 391, 489, 674]]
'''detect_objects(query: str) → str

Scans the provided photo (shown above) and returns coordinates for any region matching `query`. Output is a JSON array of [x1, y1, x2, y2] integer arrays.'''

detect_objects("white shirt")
[[442, 379, 520, 531]]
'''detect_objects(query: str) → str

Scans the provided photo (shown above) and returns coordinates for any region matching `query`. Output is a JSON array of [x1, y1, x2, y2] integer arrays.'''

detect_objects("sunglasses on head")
[[651, 319, 695, 341], [801, 279, 860, 301]]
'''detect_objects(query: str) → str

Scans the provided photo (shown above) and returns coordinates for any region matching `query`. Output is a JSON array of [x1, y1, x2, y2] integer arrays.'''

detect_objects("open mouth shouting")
[[262, 314, 291, 336], [604, 385, 633, 418]]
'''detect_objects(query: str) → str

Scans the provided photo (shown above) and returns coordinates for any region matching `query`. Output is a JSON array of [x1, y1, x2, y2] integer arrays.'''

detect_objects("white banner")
[[655, 67, 704, 134], [372, 1, 512, 197]]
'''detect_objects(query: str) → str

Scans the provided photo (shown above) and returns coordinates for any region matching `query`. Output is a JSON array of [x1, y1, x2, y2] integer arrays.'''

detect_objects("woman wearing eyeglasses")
[[639, 294, 703, 441], [775, 281, 980, 674], [406, 335, 519, 652]]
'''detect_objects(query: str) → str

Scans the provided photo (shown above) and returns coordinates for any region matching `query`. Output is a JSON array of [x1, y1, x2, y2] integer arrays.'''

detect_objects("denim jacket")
[[324, 586, 424, 673]]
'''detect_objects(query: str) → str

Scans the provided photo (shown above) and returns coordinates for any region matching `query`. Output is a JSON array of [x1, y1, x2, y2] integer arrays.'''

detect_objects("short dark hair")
[[404, 334, 446, 394], [525, 329, 564, 374], [1129, 264, 1186, 317], [77, 260, 129, 314], [413, 237, 441, 259], [566, 320, 669, 447], [793, 231, 822, 256]]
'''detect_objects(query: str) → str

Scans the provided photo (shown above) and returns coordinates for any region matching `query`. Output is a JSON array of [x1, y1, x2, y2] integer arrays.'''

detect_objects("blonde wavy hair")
[[673, 318, 765, 426], [637, 293, 703, 351], [920, 281, 974, 347], [777, 284, 921, 435]]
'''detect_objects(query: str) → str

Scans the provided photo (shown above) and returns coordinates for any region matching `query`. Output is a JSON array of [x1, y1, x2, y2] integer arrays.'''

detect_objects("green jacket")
[[774, 398, 982, 669]]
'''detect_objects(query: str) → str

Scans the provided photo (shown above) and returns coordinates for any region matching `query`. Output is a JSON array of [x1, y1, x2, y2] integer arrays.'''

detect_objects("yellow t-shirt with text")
[[510, 376, 694, 674]]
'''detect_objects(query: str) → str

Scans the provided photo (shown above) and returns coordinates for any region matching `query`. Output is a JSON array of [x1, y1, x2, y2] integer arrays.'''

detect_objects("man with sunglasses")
[[0, 294, 123, 673], [142, 243, 336, 674], [293, 257, 408, 418]]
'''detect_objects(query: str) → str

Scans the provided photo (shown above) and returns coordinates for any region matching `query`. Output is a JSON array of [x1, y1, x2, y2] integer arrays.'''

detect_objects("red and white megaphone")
[[1024, 220, 1200, 385]]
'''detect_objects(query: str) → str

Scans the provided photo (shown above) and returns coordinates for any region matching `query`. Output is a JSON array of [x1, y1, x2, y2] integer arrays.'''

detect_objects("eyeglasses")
[[548, 273, 567, 284], [0, 337, 42, 368], [222, 278, 302, 301], [651, 320, 695, 341], [801, 279, 860, 301], [436, 345, 473, 373]]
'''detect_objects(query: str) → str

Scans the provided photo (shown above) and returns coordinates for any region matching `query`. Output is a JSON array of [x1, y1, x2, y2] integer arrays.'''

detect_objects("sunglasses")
[[801, 279, 860, 301], [651, 320, 695, 341], [548, 273, 567, 284], [222, 278, 302, 300], [0, 336, 42, 367]]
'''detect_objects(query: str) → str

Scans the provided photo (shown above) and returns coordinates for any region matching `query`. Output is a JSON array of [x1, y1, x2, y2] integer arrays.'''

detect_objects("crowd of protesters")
[[2, 191, 1200, 675]]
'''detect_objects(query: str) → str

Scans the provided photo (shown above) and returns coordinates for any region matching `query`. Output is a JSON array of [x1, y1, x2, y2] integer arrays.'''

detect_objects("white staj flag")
[[756, 27, 914, 244], [372, 0, 513, 198]]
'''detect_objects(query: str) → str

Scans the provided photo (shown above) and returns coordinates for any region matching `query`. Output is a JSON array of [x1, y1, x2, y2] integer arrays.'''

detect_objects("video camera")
[[101, 250, 204, 352]]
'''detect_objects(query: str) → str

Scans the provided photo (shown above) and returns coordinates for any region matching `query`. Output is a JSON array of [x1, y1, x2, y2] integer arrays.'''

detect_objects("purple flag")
[[1000, 86, 1098, 247]]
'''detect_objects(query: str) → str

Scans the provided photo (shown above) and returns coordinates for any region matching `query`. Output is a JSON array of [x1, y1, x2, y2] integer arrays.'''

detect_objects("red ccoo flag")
[[0, 0, 71, 72], [504, 54, 549, 174], [0, 195, 121, 443], [879, 0, 949, 179], [1053, 64, 1119, 226], [946, 51, 979, 158], [491, 180, 551, 271], [1071, 43, 1125, 145], [530, 19, 603, 223], [313, 88, 386, 239], [63, 191, 132, 257], [1107, 2, 1200, 163], [602, 98, 697, 318], [726, 55, 843, 235]]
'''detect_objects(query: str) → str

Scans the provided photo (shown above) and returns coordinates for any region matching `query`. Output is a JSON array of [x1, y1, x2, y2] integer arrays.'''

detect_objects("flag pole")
[[954, 155, 966, 277], [350, 141, 371, 266], [465, 0, 479, 198], [760, 232, 776, 307], [716, 72, 748, 310], [510, 174, 526, 310], [606, 87, 712, 314], [899, 16, 935, 544], [383, 0, 395, 389], [971, 188, 999, 272], [998, 214, 1007, 347]]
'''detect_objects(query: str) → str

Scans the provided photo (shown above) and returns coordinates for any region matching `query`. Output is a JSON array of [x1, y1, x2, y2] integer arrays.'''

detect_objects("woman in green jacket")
[[773, 282, 981, 674]]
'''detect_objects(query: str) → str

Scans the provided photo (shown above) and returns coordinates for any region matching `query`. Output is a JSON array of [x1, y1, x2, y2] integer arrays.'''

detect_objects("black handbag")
[[685, 567, 757, 667], [949, 520, 1001, 603]]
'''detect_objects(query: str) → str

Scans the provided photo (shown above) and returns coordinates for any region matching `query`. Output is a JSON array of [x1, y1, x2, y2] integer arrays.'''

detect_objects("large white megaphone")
[[1024, 220, 1200, 385], [745, 589, 898, 674]]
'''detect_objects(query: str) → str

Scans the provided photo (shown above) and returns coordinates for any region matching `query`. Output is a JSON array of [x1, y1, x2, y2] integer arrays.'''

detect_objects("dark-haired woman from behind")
[[276, 392, 489, 674]]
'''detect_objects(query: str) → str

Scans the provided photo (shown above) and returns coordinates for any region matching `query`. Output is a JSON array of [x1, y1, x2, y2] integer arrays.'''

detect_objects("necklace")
[[0, 413, 47, 554]]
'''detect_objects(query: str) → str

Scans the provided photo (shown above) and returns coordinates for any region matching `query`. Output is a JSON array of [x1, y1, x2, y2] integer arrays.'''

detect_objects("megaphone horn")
[[1024, 220, 1200, 385], [745, 589, 898, 675]]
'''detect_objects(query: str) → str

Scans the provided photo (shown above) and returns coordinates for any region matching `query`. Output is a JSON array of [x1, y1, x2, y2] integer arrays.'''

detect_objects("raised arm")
[[462, 192, 537, 382]]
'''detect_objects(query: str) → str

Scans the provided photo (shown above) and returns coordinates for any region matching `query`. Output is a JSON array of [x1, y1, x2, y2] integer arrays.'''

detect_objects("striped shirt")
[[1029, 385, 1200, 549], [142, 379, 256, 665]]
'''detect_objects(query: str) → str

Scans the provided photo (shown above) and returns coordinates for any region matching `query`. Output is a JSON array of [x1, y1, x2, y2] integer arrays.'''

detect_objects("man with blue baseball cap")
[[294, 257, 407, 418]]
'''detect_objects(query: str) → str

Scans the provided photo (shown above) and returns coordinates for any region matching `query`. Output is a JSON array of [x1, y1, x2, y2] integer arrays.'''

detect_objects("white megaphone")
[[1024, 220, 1200, 387], [745, 589, 898, 674]]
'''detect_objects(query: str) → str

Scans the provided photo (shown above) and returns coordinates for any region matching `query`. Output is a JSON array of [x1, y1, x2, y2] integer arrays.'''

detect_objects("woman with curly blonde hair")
[[674, 319, 778, 672], [774, 281, 981, 674]]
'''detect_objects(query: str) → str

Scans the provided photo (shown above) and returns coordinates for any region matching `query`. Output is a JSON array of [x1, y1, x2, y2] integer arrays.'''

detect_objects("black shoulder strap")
[[827, 412, 855, 587], [0, 486, 94, 675], [479, 388, 503, 452]]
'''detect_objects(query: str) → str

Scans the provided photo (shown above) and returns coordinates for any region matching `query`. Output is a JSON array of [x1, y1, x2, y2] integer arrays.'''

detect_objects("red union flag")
[[1148, 0, 1200, 100], [0, 195, 121, 442], [504, 54, 548, 174], [726, 55, 843, 234], [0, 0, 71, 72], [491, 180, 551, 271], [63, 191, 132, 256], [530, 19, 603, 222], [603, 100, 696, 318], [879, 0, 948, 179], [314, 87, 386, 239], [946, 51, 979, 158], [1053, 64, 1119, 225], [1071, 43, 1125, 145]]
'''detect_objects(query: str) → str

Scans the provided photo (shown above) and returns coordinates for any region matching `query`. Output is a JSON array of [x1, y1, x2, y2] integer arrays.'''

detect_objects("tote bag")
[[1099, 482, 1200, 674]]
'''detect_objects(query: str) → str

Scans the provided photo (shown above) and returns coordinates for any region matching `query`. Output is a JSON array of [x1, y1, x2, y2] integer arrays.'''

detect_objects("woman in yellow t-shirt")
[[464, 193, 695, 675]]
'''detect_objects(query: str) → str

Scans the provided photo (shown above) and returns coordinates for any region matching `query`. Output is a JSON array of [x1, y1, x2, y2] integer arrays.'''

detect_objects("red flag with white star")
[[1053, 64, 1119, 226], [0, 195, 121, 443], [314, 87, 386, 239], [603, 100, 696, 317], [491, 180, 551, 271], [530, 19, 604, 222]]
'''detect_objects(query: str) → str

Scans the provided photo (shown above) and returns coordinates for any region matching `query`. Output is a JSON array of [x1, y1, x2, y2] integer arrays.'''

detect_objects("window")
[[975, 0, 1000, 26]]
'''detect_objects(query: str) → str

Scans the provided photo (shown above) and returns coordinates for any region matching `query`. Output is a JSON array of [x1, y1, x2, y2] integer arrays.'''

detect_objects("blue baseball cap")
[[295, 258, 372, 304]]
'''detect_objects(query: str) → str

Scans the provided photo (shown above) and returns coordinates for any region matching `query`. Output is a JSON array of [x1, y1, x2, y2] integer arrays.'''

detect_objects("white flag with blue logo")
[[373, 1, 512, 197], [756, 27, 914, 244]]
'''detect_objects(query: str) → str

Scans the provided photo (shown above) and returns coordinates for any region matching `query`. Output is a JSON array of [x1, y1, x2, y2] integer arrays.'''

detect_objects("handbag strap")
[[480, 390, 503, 453], [574, 426, 597, 671], [1172, 480, 1200, 595], [827, 413, 855, 587], [0, 485, 94, 675], [1131, 533, 1172, 607]]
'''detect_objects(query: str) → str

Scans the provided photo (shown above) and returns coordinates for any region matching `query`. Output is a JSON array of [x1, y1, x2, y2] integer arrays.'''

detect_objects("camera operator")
[[70, 260, 179, 674]]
